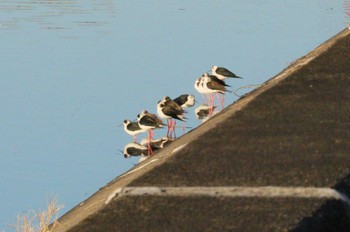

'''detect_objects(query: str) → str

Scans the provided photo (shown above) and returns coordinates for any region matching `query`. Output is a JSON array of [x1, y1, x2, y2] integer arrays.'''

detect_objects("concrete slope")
[[53, 27, 350, 232]]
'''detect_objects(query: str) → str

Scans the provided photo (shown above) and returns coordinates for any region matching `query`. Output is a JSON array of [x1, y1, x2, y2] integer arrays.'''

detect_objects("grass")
[[11, 197, 63, 232]]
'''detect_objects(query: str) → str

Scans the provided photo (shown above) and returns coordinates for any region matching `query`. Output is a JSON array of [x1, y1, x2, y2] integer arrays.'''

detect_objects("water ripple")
[[0, 0, 115, 32]]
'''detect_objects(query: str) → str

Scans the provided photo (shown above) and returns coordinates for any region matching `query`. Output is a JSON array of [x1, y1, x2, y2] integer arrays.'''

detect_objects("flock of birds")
[[122, 65, 243, 160]]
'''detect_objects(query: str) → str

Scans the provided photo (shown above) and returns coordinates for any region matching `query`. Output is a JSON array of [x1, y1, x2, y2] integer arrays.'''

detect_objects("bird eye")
[[123, 120, 127, 123]]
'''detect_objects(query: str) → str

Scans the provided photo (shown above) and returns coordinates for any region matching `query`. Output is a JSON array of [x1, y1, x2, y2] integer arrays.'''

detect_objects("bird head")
[[186, 95, 195, 107], [124, 154, 130, 158]]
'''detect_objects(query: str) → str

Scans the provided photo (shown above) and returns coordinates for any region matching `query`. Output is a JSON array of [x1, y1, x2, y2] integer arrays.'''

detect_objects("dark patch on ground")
[[290, 200, 350, 232], [69, 196, 329, 232]]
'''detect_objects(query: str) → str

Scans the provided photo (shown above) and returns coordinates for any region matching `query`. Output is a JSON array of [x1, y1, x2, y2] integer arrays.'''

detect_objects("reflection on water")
[[0, 0, 115, 32], [123, 137, 173, 160]]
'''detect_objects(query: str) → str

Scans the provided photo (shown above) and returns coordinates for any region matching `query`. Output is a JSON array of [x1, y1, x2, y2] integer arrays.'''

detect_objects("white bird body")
[[123, 119, 146, 137]]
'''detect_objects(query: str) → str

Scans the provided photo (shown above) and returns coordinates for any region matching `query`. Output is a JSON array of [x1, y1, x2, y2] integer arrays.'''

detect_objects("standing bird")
[[123, 142, 149, 158], [211, 65, 243, 80], [173, 94, 195, 132], [123, 119, 146, 142], [205, 72, 231, 90], [137, 110, 165, 155], [202, 73, 231, 111], [157, 96, 186, 139], [194, 76, 206, 103]]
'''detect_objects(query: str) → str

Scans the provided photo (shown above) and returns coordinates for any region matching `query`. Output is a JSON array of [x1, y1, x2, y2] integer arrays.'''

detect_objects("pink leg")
[[208, 95, 212, 116], [172, 120, 177, 139], [167, 119, 171, 138], [206, 94, 210, 105], [209, 94, 215, 117], [167, 119, 172, 139], [150, 129, 154, 139], [171, 119, 175, 139], [221, 93, 225, 109], [215, 93, 221, 109], [147, 130, 154, 156], [133, 135, 137, 142]]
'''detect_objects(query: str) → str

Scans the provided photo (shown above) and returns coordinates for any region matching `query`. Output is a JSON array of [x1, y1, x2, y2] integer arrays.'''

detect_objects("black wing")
[[217, 67, 243, 78], [173, 94, 189, 106], [141, 114, 165, 128], [126, 147, 147, 156], [207, 80, 227, 92], [127, 122, 142, 132], [209, 75, 231, 87], [162, 106, 185, 121], [216, 67, 236, 76], [139, 115, 157, 127]]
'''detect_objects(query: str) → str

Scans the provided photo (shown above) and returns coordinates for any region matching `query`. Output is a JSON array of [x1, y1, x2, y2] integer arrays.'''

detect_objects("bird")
[[157, 96, 186, 139], [157, 96, 187, 121], [202, 72, 231, 94], [195, 73, 230, 106], [123, 119, 146, 142], [137, 110, 165, 155], [194, 76, 206, 103], [173, 94, 195, 133], [137, 110, 165, 130], [173, 94, 196, 109], [123, 142, 149, 158], [201, 73, 231, 111], [195, 104, 216, 122], [211, 65, 243, 80]]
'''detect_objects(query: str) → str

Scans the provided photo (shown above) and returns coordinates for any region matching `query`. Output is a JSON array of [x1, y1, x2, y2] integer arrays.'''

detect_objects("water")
[[0, 1, 348, 230]]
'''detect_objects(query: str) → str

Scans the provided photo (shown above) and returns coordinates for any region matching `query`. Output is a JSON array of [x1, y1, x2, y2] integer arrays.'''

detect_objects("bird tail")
[[158, 122, 167, 128], [175, 115, 187, 122]]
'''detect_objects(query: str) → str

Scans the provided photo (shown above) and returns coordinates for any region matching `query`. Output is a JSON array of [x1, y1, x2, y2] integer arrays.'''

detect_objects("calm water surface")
[[0, 1, 348, 230]]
